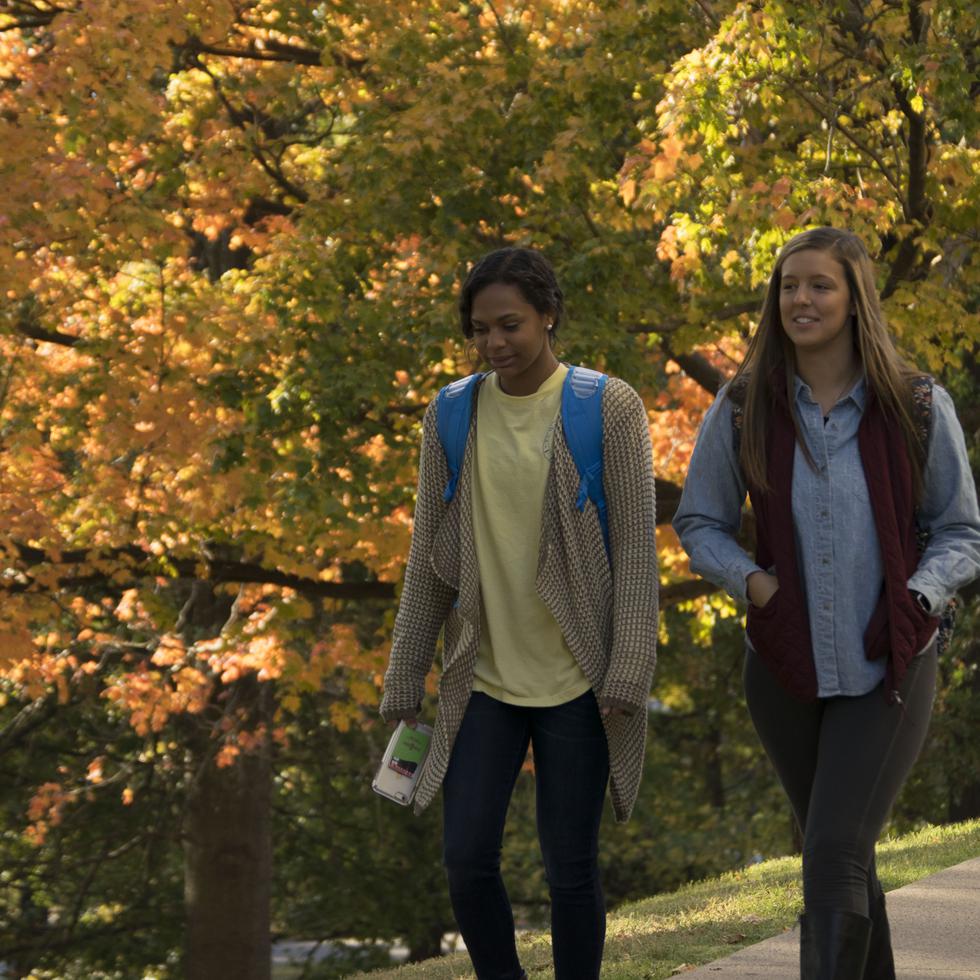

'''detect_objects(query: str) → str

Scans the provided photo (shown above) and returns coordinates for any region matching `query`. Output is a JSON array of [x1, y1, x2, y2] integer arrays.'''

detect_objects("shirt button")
[[820, 510, 828, 519], [823, 602, 831, 611]]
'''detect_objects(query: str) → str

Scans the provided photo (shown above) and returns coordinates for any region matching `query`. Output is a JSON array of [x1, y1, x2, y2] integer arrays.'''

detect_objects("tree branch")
[[195, 60, 310, 204], [483, 1, 516, 56], [692, 0, 720, 27], [789, 83, 904, 198], [627, 299, 759, 336], [655, 477, 683, 525], [183, 35, 366, 74], [881, 2, 933, 298], [0, 695, 58, 753], [11, 316, 81, 347], [662, 344, 728, 394], [4, 541, 397, 600], [0, 1, 71, 32]]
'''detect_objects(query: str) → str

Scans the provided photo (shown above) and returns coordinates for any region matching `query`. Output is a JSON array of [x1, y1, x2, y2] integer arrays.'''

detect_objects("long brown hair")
[[730, 227, 927, 499]]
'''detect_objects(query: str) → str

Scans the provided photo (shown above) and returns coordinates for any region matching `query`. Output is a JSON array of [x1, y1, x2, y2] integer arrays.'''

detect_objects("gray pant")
[[743, 640, 937, 914]]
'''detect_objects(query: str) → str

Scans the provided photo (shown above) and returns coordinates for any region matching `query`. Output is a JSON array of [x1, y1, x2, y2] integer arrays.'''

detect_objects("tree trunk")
[[183, 683, 273, 980], [704, 722, 725, 810], [407, 922, 445, 963], [948, 781, 980, 822], [178, 582, 273, 980], [948, 634, 980, 822]]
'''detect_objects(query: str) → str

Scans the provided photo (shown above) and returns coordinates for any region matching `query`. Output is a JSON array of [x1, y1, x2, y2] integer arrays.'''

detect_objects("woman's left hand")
[[600, 705, 629, 719]]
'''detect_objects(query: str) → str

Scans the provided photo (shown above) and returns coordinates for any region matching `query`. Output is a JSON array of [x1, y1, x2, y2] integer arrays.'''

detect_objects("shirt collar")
[[793, 372, 867, 412]]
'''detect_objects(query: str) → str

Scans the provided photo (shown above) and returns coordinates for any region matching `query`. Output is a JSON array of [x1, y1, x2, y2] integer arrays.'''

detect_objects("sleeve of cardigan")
[[598, 378, 659, 713], [379, 400, 456, 721]]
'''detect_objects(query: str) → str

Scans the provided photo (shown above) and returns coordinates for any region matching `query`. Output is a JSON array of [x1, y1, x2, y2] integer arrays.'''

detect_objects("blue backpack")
[[435, 366, 610, 555]]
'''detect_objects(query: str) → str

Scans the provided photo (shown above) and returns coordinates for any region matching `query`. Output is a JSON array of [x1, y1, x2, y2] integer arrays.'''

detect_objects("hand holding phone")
[[372, 720, 433, 806]]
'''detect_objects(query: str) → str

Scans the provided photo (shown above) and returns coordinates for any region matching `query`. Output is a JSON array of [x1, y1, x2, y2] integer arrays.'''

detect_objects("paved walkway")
[[680, 856, 980, 978]]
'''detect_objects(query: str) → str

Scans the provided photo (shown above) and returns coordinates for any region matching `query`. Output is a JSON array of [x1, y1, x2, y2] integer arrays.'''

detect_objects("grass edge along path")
[[351, 819, 980, 980]]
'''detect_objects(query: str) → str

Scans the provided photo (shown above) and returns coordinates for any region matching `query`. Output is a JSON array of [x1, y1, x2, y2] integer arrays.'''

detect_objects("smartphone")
[[372, 720, 433, 806]]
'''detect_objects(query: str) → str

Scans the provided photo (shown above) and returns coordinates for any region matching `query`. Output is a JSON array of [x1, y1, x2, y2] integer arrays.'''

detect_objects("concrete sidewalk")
[[680, 856, 980, 978]]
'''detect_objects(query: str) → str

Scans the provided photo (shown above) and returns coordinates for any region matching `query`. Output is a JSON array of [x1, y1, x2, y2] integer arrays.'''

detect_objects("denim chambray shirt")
[[673, 376, 980, 697]]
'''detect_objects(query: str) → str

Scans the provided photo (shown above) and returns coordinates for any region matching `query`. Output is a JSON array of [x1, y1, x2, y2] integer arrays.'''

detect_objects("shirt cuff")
[[730, 560, 765, 604], [906, 575, 943, 616]]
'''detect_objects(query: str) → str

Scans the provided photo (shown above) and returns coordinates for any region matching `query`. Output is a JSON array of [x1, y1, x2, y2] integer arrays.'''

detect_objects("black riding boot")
[[863, 893, 896, 980], [800, 909, 872, 979]]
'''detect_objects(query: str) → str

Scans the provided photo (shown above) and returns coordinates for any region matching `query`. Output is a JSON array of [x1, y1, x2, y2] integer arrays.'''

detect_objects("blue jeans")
[[442, 690, 610, 980]]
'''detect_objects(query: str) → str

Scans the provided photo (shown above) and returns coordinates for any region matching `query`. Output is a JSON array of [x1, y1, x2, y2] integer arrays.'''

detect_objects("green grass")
[[350, 819, 980, 980]]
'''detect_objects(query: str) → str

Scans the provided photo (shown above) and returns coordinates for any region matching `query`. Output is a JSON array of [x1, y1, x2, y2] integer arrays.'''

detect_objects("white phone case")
[[372, 721, 433, 806]]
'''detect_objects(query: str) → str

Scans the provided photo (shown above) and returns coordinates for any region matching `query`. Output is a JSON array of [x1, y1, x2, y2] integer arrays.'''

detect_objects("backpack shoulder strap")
[[561, 365, 610, 555], [908, 374, 933, 450], [727, 375, 749, 458], [435, 373, 484, 503]]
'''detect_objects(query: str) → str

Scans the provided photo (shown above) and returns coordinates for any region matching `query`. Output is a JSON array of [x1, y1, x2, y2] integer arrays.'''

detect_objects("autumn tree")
[[624, 0, 980, 834], [0, 0, 976, 977]]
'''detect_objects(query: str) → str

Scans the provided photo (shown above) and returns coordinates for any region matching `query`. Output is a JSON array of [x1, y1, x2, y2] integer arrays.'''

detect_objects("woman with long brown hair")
[[674, 227, 980, 979]]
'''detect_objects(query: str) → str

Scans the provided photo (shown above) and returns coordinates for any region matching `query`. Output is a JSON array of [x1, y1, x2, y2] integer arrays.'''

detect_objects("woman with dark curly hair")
[[381, 246, 658, 979]]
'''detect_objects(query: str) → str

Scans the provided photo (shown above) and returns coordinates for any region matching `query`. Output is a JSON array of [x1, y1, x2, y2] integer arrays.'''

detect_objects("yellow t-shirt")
[[471, 364, 592, 706]]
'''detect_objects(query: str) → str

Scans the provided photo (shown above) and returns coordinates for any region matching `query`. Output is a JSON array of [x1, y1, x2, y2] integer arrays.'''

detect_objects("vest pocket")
[[744, 584, 818, 700], [745, 587, 789, 656], [749, 587, 781, 618]]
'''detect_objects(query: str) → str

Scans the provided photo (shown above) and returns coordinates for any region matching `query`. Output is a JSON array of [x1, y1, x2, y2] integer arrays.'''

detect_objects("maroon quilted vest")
[[743, 377, 938, 702]]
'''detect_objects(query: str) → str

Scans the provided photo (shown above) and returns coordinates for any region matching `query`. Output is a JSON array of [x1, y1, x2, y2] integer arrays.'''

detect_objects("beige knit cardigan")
[[380, 375, 658, 822]]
